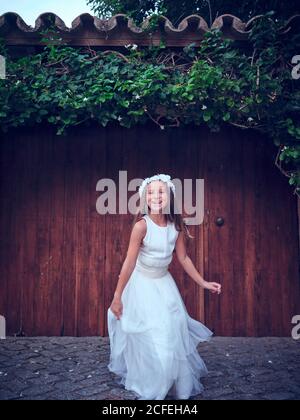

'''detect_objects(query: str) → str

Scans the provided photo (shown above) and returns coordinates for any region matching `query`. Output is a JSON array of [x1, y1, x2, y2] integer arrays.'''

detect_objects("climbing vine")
[[0, 13, 299, 194]]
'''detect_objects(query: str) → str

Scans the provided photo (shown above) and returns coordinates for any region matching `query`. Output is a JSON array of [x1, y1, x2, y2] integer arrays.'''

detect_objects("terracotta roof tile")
[[0, 12, 299, 47]]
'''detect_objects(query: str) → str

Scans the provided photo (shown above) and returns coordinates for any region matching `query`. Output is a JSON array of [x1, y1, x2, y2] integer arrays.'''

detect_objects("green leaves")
[[203, 111, 212, 122], [223, 112, 231, 122]]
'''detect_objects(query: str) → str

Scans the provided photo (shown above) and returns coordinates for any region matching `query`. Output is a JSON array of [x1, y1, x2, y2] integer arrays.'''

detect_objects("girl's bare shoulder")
[[133, 217, 147, 239]]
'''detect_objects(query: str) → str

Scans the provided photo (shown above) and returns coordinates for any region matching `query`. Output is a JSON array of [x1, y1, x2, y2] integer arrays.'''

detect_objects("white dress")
[[107, 214, 213, 400]]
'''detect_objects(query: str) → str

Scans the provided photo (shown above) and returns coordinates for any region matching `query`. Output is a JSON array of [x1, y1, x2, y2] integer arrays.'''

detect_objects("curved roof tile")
[[0, 12, 299, 46]]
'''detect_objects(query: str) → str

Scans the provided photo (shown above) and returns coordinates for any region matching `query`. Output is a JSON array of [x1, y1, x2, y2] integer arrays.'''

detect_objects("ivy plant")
[[0, 14, 299, 195]]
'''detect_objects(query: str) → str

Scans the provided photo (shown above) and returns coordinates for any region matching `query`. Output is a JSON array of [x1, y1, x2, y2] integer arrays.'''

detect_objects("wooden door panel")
[[204, 127, 300, 336]]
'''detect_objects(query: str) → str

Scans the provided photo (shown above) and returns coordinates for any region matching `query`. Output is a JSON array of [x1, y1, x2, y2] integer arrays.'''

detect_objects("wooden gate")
[[0, 123, 299, 336]]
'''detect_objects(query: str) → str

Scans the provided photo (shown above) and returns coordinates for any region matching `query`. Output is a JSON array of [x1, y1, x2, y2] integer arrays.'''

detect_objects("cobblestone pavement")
[[0, 337, 299, 400]]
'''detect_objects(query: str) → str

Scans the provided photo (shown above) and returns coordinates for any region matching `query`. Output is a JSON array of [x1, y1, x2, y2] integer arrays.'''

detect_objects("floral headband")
[[138, 174, 176, 198]]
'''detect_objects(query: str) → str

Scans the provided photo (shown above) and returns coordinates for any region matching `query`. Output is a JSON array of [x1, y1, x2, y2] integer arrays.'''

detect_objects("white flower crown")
[[138, 174, 176, 198]]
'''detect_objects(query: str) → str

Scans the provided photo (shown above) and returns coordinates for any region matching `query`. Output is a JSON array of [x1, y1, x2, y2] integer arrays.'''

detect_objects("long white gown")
[[107, 214, 213, 400]]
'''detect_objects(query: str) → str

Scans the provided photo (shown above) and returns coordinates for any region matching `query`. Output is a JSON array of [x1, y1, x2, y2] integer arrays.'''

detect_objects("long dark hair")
[[132, 181, 194, 241]]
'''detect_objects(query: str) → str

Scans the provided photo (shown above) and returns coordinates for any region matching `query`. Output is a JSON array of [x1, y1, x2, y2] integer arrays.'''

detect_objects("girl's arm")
[[112, 219, 146, 302], [175, 231, 221, 294]]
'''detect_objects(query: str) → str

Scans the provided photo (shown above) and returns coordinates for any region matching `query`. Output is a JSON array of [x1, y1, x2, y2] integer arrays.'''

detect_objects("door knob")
[[215, 217, 224, 227]]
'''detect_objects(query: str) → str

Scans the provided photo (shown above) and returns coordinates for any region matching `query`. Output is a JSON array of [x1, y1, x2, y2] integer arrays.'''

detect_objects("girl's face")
[[146, 180, 169, 213]]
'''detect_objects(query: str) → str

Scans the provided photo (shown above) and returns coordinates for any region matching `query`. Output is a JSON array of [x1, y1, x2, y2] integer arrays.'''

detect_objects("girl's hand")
[[110, 298, 123, 320], [204, 281, 222, 294]]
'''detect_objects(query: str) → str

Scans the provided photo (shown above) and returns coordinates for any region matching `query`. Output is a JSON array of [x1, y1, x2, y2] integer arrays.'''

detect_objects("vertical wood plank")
[[21, 128, 40, 336], [61, 132, 79, 336], [89, 127, 107, 336]]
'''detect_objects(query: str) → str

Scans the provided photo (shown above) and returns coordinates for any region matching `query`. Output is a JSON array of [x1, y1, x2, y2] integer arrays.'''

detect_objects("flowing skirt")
[[107, 266, 213, 400]]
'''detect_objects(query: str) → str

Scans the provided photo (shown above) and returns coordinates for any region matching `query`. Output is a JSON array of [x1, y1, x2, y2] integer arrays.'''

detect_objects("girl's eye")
[[148, 190, 164, 194]]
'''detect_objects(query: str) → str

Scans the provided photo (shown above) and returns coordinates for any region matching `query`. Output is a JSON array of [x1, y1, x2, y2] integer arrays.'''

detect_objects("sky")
[[0, 0, 93, 27]]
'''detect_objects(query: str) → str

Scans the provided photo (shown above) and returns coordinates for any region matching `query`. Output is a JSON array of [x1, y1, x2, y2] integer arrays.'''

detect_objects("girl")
[[107, 174, 221, 400]]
